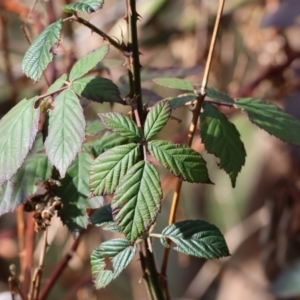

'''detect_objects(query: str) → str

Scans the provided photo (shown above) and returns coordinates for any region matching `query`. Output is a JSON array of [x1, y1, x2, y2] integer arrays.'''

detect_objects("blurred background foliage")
[[1, 0, 300, 299]]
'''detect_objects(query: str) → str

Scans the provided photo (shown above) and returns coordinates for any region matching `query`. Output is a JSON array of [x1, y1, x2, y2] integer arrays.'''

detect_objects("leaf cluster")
[[2, 0, 300, 293]]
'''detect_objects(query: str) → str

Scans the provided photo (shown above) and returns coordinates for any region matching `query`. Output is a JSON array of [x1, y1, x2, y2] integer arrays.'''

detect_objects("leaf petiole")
[[149, 233, 163, 239]]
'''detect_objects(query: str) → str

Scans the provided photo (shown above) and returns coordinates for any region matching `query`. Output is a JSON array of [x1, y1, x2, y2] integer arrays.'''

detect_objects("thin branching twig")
[[38, 234, 82, 300], [29, 229, 48, 300], [160, 1, 226, 298], [67, 14, 128, 54]]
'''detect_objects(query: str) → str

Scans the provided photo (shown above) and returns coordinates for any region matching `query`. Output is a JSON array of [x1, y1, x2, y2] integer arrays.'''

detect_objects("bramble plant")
[[1, 0, 300, 299]]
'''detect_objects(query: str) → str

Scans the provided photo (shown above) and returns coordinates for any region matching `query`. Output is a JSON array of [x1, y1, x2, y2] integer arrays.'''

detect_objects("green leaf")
[[119, 65, 202, 84], [200, 103, 246, 187], [0, 153, 51, 215], [165, 93, 196, 109], [72, 76, 123, 104], [153, 78, 194, 91], [64, 0, 104, 14], [85, 120, 105, 135], [45, 89, 85, 178], [91, 238, 137, 289], [22, 19, 63, 82], [69, 45, 109, 81], [90, 204, 113, 226], [57, 152, 103, 233], [0, 98, 40, 186], [90, 143, 140, 195], [148, 140, 211, 183], [236, 98, 300, 146], [90, 204, 120, 232], [112, 161, 162, 243], [206, 87, 234, 104], [271, 260, 300, 298], [83, 132, 132, 157], [47, 74, 68, 94], [99, 113, 141, 141], [144, 100, 171, 140], [160, 220, 230, 259]]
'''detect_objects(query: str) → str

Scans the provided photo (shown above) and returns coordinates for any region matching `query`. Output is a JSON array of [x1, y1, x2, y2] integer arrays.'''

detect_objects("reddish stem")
[[38, 235, 82, 300], [22, 213, 35, 297], [236, 51, 300, 98]]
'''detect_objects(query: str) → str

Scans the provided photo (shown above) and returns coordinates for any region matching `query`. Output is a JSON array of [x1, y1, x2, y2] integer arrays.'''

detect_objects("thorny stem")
[[126, 0, 144, 120], [38, 234, 82, 300], [160, 0, 226, 298], [125, 0, 164, 299], [67, 14, 128, 54]]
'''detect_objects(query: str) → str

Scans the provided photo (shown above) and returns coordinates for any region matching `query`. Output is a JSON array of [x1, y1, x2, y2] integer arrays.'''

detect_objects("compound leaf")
[[99, 113, 141, 141], [206, 87, 234, 104], [0, 153, 51, 216], [91, 238, 137, 289], [69, 45, 109, 81], [153, 78, 194, 91], [200, 103, 246, 187], [72, 76, 123, 104], [148, 140, 211, 183], [90, 143, 140, 195], [22, 19, 62, 82], [236, 98, 300, 146], [57, 152, 103, 233], [45, 89, 85, 178], [64, 0, 104, 14], [144, 100, 171, 140], [111, 161, 162, 243], [0, 98, 40, 186], [160, 220, 230, 259]]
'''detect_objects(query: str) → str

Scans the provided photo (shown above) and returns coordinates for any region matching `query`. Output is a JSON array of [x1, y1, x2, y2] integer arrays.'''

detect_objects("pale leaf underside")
[[0, 154, 51, 215], [64, 0, 104, 14], [69, 45, 109, 81], [91, 238, 137, 289], [45, 89, 85, 178], [22, 19, 63, 82], [0, 98, 40, 186]]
